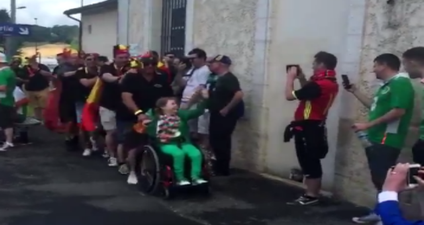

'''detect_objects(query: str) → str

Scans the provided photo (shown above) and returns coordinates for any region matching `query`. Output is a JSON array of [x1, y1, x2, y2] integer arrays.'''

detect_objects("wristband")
[[134, 110, 143, 116]]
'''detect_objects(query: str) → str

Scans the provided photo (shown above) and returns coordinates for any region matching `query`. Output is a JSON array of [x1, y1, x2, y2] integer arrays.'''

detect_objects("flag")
[[43, 79, 67, 132], [81, 78, 103, 132]]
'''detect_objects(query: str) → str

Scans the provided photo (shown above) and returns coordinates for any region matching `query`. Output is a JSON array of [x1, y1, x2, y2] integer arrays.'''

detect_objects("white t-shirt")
[[181, 65, 210, 102]]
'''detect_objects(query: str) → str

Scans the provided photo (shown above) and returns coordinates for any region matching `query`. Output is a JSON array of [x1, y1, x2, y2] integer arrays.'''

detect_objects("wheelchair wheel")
[[137, 145, 161, 194]]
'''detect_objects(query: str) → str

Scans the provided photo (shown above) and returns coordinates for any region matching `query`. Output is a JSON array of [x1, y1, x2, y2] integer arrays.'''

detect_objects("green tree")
[[0, 8, 79, 54], [0, 9, 24, 56]]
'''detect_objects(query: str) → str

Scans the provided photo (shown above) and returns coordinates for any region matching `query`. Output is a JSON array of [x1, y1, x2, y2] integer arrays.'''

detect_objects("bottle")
[[355, 130, 372, 148]]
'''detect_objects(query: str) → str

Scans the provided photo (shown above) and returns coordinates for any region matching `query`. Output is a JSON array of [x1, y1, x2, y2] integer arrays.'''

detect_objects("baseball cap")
[[0, 52, 7, 63], [210, 54, 232, 65]]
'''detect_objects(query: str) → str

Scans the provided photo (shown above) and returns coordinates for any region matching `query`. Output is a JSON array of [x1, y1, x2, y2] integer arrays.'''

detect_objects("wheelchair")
[[135, 140, 211, 199]]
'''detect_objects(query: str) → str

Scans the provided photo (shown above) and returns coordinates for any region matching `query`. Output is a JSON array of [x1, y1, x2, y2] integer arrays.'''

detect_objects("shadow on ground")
[[0, 127, 368, 225]]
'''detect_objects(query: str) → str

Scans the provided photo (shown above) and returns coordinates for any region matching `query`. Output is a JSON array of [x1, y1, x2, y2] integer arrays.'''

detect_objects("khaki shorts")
[[99, 106, 116, 131], [26, 88, 49, 109]]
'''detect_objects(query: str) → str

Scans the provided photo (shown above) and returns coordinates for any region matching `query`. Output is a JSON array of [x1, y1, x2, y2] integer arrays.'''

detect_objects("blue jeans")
[[75, 102, 85, 124]]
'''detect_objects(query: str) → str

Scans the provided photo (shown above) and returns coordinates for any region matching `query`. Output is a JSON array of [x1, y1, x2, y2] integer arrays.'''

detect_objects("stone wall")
[[191, 0, 267, 171], [127, 0, 145, 49]]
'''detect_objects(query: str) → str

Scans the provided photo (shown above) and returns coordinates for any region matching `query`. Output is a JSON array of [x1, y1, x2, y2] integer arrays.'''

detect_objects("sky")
[[0, 0, 103, 27]]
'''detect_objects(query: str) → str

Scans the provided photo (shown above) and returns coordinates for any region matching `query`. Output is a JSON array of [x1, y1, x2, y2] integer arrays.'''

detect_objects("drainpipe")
[[65, 14, 83, 52]]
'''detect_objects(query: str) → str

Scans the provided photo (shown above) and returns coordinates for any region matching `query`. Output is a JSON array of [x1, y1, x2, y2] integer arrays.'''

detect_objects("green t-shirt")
[[368, 75, 415, 148], [0, 66, 17, 106]]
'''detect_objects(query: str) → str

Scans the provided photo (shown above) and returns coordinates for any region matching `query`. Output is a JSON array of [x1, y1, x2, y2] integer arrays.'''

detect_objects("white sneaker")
[[108, 157, 118, 167], [192, 178, 208, 185], [0, 142, 13, 151], [127, 171, 138, 184], [82, 148, 92, 157], [102, 151, 109, 158], [176, 180, 191, 186]]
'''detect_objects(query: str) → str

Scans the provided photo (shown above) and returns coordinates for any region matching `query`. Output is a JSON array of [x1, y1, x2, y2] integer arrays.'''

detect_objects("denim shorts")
[[115, 120, 134, 144], [75, 102, 85, 123]]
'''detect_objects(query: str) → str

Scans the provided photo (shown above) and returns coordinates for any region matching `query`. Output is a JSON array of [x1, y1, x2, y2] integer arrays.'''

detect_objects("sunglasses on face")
[[143, 62, 157, 67], [85, 58, 94, 61]]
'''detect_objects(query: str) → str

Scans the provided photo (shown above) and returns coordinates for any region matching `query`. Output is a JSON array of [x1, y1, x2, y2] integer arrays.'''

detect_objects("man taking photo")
[[284, 51, 339, 205], [345, 54, 415, 224]]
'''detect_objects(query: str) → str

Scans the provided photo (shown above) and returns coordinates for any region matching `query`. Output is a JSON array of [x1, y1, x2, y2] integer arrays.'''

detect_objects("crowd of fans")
[[0, 45, 244, 186], [4, 43, 424, 224]]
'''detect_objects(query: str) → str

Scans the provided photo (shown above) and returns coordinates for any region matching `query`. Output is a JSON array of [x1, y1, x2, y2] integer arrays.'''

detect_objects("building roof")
[[63, 0, 117, 15]]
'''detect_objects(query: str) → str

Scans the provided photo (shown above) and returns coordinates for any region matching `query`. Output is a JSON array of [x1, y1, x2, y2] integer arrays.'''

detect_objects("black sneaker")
[[287, 194, 319, 205]]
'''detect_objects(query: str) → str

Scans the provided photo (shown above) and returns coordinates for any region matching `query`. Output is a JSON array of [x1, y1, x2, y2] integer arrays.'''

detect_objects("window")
[[87, 25, 92, 34]]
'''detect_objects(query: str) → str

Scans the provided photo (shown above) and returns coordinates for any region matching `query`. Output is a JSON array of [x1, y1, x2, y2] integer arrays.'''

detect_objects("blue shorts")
[[75, 102, 85, 123], [115, 120, 134, 144]]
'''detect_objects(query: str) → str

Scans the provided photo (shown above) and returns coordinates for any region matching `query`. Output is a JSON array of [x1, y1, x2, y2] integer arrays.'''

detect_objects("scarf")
[[157, 114, 181, 143], [310, 69, 336, 81]]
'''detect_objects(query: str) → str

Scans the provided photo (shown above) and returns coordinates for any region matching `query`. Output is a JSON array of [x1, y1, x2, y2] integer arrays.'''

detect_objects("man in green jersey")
[[0, 52, 17, 151], [345, 54, 415, 224], [402, 47, 424, 166]]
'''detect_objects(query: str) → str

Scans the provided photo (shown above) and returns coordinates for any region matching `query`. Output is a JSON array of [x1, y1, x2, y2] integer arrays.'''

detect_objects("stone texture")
[[191, 0, 265, 171]]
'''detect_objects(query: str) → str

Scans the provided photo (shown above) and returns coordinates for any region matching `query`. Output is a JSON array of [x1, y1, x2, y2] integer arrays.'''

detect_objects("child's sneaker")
[[176, 180, 190, 186], [192, 178, 208, 185]]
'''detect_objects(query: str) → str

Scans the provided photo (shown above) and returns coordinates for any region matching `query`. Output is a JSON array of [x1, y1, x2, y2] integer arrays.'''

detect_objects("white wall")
[[117, 0, 130, 44], [81, 9, 118, 59]]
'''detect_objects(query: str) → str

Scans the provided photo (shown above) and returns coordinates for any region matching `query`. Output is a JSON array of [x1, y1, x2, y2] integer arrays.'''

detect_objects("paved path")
[[0, 127, 368, 225]]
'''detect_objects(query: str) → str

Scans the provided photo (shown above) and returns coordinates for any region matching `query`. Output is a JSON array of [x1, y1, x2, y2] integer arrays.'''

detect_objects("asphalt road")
[[0, 127, 368, 225]]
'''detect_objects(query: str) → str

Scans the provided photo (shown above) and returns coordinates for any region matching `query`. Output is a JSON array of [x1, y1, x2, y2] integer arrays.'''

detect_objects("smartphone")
[[341, 74, 352, 89], [390, 164, 421, 187], [408, 164, 421, 187], [286, 64, 300, 73]]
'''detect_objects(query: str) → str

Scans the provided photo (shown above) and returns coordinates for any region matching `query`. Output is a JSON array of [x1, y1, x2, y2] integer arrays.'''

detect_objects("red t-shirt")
[[293, 78, 339, 121]]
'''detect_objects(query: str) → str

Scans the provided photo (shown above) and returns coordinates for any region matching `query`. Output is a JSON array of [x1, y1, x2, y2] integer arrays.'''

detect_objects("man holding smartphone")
[[344, 54, 415, 224], [284, 51, 339, 205]]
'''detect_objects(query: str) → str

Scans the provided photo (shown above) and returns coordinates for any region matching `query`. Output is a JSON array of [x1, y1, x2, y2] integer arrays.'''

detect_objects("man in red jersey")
[[284, 51, 339, 205]]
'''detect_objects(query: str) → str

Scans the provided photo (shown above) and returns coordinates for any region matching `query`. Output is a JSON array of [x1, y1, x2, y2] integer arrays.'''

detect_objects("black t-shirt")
[[119, 73, 173, 121], [23, 64, 50, 91], [208, 72, 241, 113], [99, 64, 128, 110], [74, 67, 98, 103], [57, 63, 80, 102], [12, 67, 27, 88]]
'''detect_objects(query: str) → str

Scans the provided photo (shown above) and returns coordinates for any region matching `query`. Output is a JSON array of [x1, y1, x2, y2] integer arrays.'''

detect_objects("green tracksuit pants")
[[159, 143, 202, 181]]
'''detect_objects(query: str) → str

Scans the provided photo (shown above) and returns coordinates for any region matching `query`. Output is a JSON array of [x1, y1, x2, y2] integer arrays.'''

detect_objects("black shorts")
[[365, 143, 400, 191], [0, 104, 16, 129], [293, 121, 328, 179], [59, 99, 76, 123]]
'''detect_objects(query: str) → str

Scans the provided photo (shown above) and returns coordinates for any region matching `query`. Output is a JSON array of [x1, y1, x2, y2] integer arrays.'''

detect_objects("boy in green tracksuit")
[[144, 90, 209, 186]]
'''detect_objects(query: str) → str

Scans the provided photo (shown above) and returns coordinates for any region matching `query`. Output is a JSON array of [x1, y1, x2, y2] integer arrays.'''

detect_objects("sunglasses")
[[85, 58, 94, 61], [143, 62, 157, 67]]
